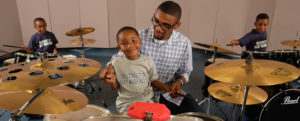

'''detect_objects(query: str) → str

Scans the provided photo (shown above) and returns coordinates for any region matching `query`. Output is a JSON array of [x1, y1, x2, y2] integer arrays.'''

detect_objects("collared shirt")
[[111, 26, 193, 105]]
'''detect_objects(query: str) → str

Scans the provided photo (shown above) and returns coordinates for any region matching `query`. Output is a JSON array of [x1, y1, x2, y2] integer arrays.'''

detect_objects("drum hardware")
[[65, 27, 95, 58], [9, 88, 46, 121], [204, 51, 300, 121]]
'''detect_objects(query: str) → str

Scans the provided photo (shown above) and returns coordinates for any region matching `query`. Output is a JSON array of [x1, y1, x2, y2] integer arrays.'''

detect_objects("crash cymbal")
[[0, 57, 101, 91], [207, 58, 231, 64], [194, 42, 238, 55], [204, 59, 300, 86], [281, 40, 300, 47], [208, 82, 268, 105], [0, 86, 88, 114], [66, 27, 95, 36], [70, 38, 96, 45]]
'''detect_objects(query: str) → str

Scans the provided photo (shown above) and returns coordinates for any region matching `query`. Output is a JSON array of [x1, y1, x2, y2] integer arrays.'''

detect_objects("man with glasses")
[[100, 1, 202, 114]]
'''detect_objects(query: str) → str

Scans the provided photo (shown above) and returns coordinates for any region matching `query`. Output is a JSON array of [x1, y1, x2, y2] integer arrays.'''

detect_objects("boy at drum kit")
[[230, 13, 269, 52], [22, 17, 58, 55], [102, 26, 171, 113]]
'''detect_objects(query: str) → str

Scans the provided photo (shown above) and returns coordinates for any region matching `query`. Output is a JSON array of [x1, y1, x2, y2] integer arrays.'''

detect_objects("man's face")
[[152, 9, 180, 40], [34, 20, 47, 34], [255, 19, 269, 33]]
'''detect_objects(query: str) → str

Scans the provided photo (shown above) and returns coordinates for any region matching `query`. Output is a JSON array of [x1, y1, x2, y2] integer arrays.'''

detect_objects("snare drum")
[[179, 112, 223, 121], [271, 50, 298, 65], [62, 54, 77, 59], [81, 114, 203, 121], [259, 89, 300, 121], [3, 58, 15, 66], [44, 104, 110, 121]]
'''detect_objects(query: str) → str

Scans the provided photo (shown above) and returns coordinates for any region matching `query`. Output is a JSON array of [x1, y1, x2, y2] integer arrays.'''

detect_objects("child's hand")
[[99, 64, 117, 88], [230, 40, 240, 46]]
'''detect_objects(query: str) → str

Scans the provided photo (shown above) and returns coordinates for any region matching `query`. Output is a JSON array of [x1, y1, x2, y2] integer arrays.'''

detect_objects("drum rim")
[[259, 89, 300, 121], [81, 114, 203, 121], [178, 112, 224, 121], [45, 104, 110, 121]]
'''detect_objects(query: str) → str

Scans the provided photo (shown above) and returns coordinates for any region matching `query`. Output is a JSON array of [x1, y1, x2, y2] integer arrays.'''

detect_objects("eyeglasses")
[[151, 16, 177, 31]]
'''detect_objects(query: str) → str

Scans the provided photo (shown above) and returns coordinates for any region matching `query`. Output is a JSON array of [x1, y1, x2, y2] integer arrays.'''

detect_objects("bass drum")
[[178, 112, 224, 121], [259, 89, 300, 121]]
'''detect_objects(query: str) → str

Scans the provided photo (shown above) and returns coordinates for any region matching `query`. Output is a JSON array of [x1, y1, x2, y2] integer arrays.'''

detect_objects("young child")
[[22, 17, 58, 54], [230, 13, 269, 52], [105, 26, 170, 113]]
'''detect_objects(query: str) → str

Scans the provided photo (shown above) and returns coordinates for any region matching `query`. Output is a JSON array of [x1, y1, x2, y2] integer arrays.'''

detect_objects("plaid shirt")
[[111, 26, 193, 105]]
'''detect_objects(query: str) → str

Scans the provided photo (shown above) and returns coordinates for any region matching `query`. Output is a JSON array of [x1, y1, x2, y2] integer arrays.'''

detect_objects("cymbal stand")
[[78, 27, 85, 58], [239, 52, 253, 121], [198, 46, 218, 114], [10, 88, 46, 121]]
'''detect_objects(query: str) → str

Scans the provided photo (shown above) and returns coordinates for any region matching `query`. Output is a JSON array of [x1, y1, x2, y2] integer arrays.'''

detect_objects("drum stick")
[[3, 44, 21, 48]]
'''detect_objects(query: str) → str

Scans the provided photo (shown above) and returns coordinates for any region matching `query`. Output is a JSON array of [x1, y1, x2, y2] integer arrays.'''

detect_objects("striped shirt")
[[111, 26, 193, 105]]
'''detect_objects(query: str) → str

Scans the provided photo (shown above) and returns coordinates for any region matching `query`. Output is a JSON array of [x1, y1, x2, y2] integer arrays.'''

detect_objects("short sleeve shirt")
[[28, 31, 58, 53]]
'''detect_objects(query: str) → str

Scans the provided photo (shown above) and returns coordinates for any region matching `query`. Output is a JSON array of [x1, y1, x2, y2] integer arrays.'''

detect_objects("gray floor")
[[2, 48, 299, 121]]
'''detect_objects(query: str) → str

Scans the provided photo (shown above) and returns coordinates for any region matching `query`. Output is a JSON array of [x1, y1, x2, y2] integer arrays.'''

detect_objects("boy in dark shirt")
[[230, 13, 269, 52], [22, 17, 58, 54]]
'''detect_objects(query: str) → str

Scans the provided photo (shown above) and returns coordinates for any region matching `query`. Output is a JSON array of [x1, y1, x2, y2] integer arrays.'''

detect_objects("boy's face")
[[255, 19, 269, 33], [34, 20, 47, 34], [117, 30, 142, 60], [152, 9, 180, 40]]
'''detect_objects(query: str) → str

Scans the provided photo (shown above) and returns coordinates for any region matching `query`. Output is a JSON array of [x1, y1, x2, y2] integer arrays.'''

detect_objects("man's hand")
[[169, 79, 182, 98], [99, 64, 117, 89]]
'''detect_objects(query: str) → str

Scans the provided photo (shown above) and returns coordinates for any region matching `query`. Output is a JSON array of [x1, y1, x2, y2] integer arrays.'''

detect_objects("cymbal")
[[0, 86, 88, 114], [66, 27, 95, 36], [207, 58, 231, 64], [194, 42, 238, 55], [208, 82, 268, 105], [281, 40, 300, 47], [70, 38, 96, 45], [204, 59, 300, 86], [0, 57, 101, 91]]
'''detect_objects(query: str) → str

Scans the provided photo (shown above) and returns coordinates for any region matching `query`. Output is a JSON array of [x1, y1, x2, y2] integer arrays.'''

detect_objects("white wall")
[[268, 0, 300, 51], [3, 0, 300, 54], [0, 0, 23, 56]]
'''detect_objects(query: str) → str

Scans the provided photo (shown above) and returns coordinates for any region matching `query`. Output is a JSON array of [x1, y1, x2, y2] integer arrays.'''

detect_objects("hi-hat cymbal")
[[70, 38, 96, 45], [66, 27, 95, 36], [0, 86, 88, 114], [194, 43, 238, 55], [0, 57, 101, 91], [281, 40, 300, 47], [204, 59, 300, 86], [208, 82, 268, 105]]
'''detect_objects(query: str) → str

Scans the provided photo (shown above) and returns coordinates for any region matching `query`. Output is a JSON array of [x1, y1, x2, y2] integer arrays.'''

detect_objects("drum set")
[[195, 41, 300, 121]]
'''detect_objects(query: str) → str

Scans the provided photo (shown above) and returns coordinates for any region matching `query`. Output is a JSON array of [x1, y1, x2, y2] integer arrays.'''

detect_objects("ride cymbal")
[[204, 59, 300, 86], [208, 82, 268, 105], [0, 57, 101, 91], [70, 38, 96, 45], [0, 86, 88, 114], [281, 40, 300, 47], [66, 27, 95, 36], [194, 43, 238, 55]]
